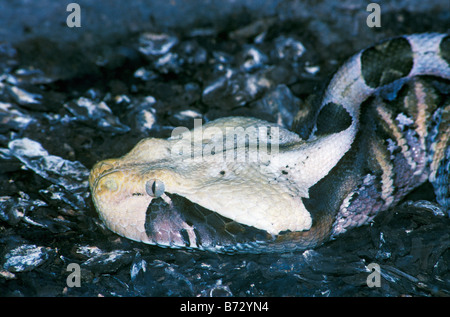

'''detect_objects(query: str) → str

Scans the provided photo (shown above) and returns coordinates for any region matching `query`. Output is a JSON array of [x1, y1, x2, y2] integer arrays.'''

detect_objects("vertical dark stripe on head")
[[180, 229, 191, 247]]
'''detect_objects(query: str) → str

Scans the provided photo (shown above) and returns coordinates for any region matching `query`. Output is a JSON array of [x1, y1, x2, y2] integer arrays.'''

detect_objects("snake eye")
[[145, 179, 165, 197]]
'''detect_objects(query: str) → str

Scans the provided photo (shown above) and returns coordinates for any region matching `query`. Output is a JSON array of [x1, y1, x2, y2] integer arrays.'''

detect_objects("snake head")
[[88, 117, 334, 250], [90, 158, 153, 243], [89, 138, 178, 244]]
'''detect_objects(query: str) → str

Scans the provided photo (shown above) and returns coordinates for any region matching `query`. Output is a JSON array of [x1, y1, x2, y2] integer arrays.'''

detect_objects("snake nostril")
[[95, 175, 120, 194], [103, 178, 118, 192]]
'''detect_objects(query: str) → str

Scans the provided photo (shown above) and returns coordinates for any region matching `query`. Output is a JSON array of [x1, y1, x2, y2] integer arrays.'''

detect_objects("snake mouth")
[[88, 159, 319, 251], [141, 192, 333, 253], [89, 165, 330, 252], [89, 159, 275, 251], [143, 193, 275, 252]]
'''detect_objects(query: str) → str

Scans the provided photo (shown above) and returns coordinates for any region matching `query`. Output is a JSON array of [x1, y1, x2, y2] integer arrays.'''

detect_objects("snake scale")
[[90, 33, 450, 253]]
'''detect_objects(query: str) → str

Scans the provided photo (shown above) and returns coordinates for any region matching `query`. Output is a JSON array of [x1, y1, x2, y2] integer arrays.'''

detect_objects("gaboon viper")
[[90, 33, 450, 253]]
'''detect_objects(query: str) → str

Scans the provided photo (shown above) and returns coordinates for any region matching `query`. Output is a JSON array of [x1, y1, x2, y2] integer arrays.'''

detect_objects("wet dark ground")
[[1, 1, 450, 297]]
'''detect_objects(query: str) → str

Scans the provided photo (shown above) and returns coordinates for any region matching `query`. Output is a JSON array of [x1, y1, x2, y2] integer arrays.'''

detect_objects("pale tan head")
[[89, 116, 352, 247]]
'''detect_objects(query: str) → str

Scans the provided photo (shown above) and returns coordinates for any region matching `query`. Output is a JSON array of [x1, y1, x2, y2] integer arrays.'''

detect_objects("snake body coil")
[[90, 33, 450, 253]]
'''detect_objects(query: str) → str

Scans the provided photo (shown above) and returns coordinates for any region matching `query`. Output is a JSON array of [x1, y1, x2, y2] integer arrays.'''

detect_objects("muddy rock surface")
[[0, 0, 449, 296]]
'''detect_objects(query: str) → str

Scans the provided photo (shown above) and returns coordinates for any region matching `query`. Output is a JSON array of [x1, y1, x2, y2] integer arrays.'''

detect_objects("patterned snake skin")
[[89, 33, 450, 253]]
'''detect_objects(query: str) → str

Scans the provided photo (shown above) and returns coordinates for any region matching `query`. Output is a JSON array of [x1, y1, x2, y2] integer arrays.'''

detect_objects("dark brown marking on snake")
[[315, 102, 352, 135], [361, 37, 413, 88], [441, 35, 450, 66]]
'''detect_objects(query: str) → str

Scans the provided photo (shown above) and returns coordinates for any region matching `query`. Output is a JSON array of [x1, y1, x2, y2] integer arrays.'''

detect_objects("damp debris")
[[0, 1, 449, 297]]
